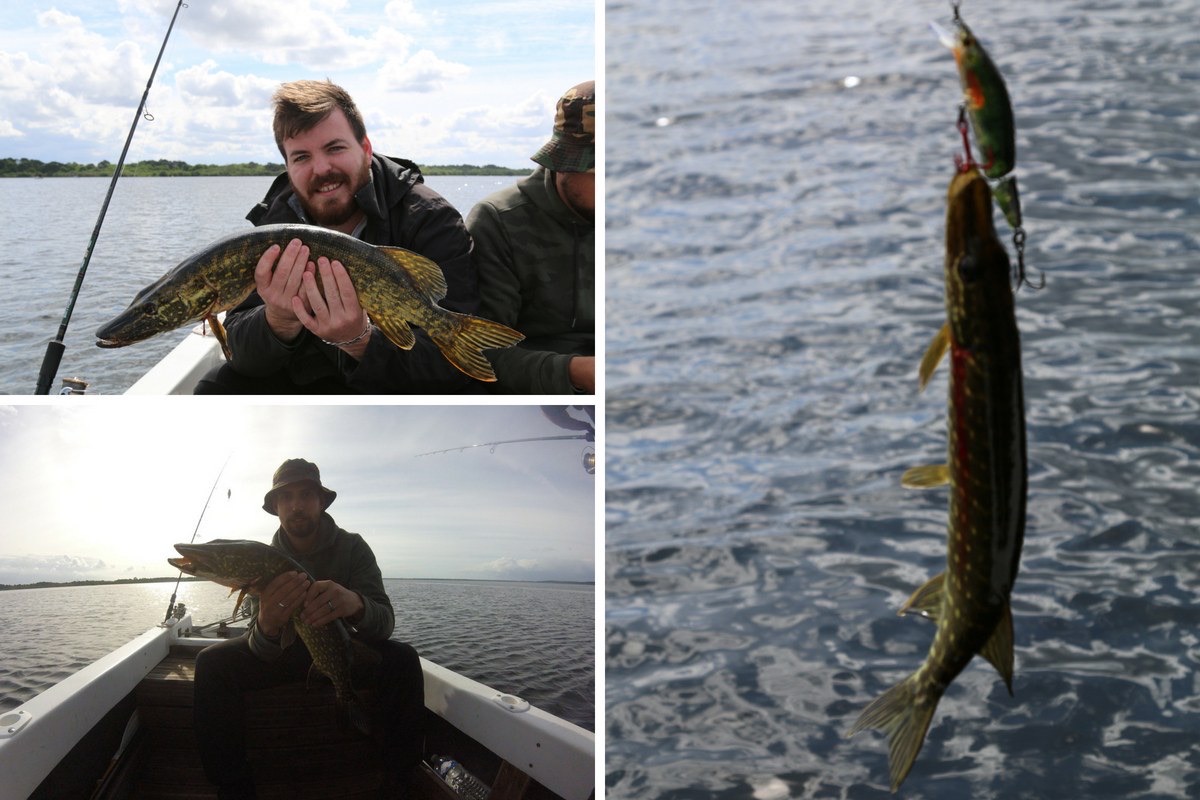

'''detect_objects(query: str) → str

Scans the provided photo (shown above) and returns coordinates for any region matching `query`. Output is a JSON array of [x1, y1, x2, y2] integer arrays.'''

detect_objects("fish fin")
[[232, 588, 249, 616], [846, 675, 939, 792], [900, 464, 950, 489], [979, 602, 1015, 695], [428, 314, 526, 382], [206, 313, 231, 360], [373, 315, 417, 351], [897, 572, 944, 621], [378, 246, 449, 301], [918, 323, 950, 391], [279, 623, 296, 649], [341, 696, 372, 737]]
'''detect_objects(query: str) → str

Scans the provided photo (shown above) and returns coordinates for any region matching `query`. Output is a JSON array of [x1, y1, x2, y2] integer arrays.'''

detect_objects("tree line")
[[0, 157, 532, 178]]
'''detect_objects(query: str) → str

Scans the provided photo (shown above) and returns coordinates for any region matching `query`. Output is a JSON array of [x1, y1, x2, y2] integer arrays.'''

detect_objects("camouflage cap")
[[531, 80, 595, 174]]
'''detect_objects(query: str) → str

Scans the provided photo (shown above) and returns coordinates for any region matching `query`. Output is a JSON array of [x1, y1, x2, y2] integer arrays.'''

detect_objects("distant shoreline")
[[0, 576, 593, 591], [0, 158, 532, 179]]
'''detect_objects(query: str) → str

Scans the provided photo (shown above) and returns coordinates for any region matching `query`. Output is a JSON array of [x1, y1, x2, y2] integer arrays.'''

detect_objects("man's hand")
[[254, 571, 311, 638], [255, 239, 311, 342], [300, 579, 365, 628], [293, 256, 371, 359], [568, 355, 595, 394]]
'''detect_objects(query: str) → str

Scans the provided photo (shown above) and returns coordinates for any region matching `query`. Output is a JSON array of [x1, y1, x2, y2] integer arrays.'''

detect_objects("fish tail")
[[331, 685, 372, 737], [847, 673, 941, 791], [344, 695, 373, 737], [430, 314, 525, 382]]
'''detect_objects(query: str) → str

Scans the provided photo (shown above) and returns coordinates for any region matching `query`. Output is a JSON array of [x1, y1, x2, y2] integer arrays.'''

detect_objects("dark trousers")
[[193, 634, 425, 794], [193, 363, 356, 394]]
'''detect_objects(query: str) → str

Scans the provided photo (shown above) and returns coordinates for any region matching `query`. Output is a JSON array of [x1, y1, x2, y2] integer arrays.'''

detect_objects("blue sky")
[[0, 0, 596, 167], [0, 403, 596, 584]]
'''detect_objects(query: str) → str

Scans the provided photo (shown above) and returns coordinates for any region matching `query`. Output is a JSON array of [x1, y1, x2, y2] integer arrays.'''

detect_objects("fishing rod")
[[163, 451, 232, 623], [35, 0, 188, 395], [415, 433, 594, 458]]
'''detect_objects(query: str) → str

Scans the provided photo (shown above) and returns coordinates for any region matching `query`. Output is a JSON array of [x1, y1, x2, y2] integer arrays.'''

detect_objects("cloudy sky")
[[0, 403, 596, 584], [0, 0, 595, 168]]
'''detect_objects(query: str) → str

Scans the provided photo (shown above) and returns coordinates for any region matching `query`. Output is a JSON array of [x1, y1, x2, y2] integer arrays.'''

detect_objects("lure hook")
[[1012, 228, 1044, 291]]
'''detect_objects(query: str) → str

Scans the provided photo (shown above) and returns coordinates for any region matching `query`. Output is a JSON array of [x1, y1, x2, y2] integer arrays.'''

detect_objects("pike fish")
[[168, 538, 373, 735], [847, 168, 1027, 791], [96, 224, 524, 382]]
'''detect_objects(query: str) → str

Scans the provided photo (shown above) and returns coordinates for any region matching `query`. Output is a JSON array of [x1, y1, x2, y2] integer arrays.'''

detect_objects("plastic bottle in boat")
[[431, 754, 490, 800]]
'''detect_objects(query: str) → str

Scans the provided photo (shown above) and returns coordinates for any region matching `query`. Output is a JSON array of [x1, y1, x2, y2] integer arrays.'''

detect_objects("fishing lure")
[[932, 5, 1041, 290]]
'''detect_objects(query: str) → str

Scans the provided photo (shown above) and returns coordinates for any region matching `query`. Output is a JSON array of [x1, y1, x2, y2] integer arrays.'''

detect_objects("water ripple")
[[606, 0, 1200, 796]]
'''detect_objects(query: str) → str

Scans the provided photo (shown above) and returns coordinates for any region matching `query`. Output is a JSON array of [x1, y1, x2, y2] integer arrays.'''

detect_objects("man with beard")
[[195, 79, 481, 393], [192, 459, 424, 799], [467, 80, 595, 394]]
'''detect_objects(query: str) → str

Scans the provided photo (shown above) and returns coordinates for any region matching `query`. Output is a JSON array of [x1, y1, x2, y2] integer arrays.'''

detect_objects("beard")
[[282, 510, 319, 541], [296, 158, 371, 227]]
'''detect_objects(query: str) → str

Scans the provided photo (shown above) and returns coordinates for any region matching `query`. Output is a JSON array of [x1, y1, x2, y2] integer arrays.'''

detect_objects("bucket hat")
[[531, 80, 595, 173], [262, 458, 337, 514]]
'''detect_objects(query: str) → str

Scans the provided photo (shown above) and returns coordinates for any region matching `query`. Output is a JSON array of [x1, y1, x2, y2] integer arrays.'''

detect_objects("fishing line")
[[163, 449, 233, 623], [34, 0, 189, 395]]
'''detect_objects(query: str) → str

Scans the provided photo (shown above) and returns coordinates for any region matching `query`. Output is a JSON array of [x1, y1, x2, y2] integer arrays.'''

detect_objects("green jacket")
[[247, 513, 394, 661], [467, 167, 594, 394]]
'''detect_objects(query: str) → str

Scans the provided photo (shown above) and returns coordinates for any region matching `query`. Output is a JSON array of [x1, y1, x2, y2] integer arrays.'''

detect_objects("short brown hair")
[[272, 79, 367, 158]]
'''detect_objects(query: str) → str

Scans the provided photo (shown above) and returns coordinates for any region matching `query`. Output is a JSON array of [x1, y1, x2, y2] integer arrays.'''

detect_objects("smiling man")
[[195, 80, 482, 394]]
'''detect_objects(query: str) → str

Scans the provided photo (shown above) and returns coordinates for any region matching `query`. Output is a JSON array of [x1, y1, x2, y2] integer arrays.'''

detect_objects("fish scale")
[[168, 538, 375, 736], [847, 168, 1027, 791], [95, 223, 524, 382]]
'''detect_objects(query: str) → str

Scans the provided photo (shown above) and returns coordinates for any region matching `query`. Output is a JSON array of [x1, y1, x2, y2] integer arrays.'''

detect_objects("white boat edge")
[[0, 613, 595, 800], [123, 320, 225, 395]]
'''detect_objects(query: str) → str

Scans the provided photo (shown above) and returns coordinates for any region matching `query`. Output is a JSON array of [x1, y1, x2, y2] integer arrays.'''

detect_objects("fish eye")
[[957, 253, 979, 283]]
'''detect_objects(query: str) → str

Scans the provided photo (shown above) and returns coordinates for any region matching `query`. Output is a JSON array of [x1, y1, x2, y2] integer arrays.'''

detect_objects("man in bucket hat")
[[468, 79, 596, 394], [193, 459, 424, 798]]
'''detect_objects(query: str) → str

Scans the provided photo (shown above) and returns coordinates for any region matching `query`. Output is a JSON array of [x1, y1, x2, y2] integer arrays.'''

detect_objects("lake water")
[[0, 578, 594, 732], [0, 174, 520, 394], [605, 1, 1200, 798]]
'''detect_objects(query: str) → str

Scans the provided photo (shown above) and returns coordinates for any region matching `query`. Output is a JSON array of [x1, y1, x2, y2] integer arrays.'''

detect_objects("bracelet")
[[321, 315, 372, 348]]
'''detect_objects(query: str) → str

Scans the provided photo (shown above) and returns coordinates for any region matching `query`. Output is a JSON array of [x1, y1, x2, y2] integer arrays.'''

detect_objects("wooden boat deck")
[[91, 644, 558, 800]]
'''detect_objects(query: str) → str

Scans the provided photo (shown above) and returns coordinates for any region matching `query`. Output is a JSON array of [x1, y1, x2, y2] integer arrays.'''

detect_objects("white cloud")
[[0, 554, 109, 585], [174, 60, 277, 108], [471, 556, 594, 583], [1, 1, 593, 167], [377, 49, 469, 93], [168, 1, 413, 71], [384, 0, 434, 28]]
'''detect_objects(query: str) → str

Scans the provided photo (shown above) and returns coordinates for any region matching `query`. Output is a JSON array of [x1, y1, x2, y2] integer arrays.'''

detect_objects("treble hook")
[[951, 1, 962, 21], [1012, 228, 1044, 291]]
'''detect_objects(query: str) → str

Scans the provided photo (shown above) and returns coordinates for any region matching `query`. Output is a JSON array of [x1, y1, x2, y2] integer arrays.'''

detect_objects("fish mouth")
[[169, 544, 221, 576], [167, 555, 195, 573], [95, 337, 123, 349]]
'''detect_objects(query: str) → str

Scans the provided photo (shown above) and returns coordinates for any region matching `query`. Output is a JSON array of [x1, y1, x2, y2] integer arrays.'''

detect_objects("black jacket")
[[225, 154, 482, 394]]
